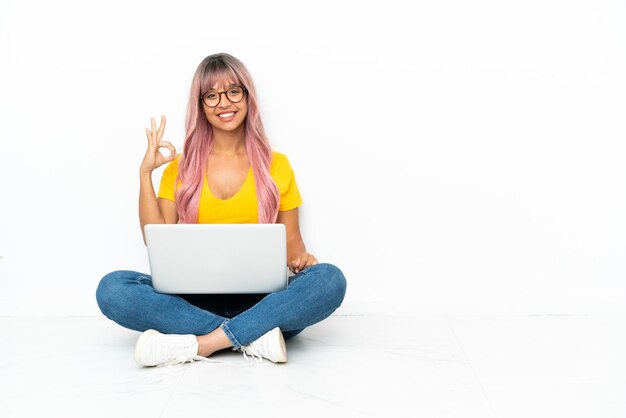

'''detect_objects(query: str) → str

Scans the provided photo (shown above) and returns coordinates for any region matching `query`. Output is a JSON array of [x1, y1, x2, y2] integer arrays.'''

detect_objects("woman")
[[96, 53, 347, 367]]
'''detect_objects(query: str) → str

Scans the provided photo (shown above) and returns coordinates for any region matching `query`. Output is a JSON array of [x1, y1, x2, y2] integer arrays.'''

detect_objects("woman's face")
[[201, 81, 248, 132]]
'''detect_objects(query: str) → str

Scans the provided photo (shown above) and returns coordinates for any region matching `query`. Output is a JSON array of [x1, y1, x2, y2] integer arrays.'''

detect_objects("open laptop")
[[144, 224, 288, 294]]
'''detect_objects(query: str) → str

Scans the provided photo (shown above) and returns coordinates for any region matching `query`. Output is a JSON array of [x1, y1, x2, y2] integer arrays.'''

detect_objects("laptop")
[[144, 224, 288, 294]]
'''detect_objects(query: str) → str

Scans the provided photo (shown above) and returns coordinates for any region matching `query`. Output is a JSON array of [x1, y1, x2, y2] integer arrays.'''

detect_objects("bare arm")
[[276, 208, 318, 273], [139, 115, 179, 244], [139, 175, 179, 244]]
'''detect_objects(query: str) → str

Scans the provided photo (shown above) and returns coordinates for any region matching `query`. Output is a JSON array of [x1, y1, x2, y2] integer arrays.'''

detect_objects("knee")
[[95, 270, 129, 315], [312, 263, 347, 306]]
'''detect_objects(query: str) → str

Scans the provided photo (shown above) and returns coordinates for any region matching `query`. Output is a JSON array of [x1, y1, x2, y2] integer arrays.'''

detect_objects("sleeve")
[[157, 157, 180, 202], [276, 154, 303, 211]]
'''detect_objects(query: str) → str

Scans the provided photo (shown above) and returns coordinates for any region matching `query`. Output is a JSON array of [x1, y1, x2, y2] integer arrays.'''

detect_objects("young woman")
[[96, 53, 347, 367]]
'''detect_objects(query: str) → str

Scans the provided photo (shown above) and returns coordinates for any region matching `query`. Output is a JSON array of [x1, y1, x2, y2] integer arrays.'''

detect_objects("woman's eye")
[[206, 93, 217, 99]]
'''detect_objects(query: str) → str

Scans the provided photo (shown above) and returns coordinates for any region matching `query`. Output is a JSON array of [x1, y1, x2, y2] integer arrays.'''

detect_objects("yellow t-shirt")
[[157, 151, 302, 223]]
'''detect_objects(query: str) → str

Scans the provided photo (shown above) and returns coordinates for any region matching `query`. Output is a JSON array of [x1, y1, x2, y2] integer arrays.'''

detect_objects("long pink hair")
[[175, 53, 280, 224]]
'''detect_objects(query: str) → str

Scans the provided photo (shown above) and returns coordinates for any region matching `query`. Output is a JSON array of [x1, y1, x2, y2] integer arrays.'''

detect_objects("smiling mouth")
[[217, 112, 236, 119]]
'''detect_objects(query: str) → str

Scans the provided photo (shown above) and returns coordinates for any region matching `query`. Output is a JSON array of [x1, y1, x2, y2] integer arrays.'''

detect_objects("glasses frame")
[[199, 86, 247, 108]]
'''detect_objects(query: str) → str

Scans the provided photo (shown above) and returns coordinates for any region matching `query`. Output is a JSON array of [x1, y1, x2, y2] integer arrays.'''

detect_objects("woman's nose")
[[217, 92, 231, 107]]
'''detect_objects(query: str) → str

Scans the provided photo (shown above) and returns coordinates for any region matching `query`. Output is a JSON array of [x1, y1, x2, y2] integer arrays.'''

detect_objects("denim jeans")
[[95, 263, 347, 348]]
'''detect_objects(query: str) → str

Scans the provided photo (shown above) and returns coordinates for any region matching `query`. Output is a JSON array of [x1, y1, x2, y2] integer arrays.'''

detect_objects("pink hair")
[[175, 53, 280, 224]]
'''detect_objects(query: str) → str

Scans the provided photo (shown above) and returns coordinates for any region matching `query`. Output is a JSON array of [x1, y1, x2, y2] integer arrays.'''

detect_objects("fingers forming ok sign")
[[140, 115, 178, 174]]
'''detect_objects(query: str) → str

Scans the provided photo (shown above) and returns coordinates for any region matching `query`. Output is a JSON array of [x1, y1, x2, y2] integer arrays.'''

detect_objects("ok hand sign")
[[140, 115, 178, 174]]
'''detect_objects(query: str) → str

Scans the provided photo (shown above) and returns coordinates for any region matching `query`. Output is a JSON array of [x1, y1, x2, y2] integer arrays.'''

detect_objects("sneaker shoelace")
[[240, 343, 264, 364], [155, 335, 220, 368], [159, 354, 217, 368]]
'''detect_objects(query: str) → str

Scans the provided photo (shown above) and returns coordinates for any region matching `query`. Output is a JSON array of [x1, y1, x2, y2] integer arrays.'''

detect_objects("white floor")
[[1, 314, 625, 418]]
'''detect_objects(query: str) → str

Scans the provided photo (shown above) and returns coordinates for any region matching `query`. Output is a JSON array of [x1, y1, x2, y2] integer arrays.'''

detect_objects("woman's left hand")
[[289, 251, 318, 274]]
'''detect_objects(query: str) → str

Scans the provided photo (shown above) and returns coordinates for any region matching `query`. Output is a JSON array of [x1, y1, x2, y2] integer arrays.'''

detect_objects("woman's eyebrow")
[[208, 83, 238, 90]]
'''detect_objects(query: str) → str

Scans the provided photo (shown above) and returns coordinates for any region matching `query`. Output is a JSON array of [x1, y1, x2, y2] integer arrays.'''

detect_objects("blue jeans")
[[95, 263, 347, 348]]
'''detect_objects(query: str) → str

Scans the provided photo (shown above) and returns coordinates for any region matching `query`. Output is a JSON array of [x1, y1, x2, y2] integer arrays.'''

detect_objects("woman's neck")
[[211, 126, 246, 156]]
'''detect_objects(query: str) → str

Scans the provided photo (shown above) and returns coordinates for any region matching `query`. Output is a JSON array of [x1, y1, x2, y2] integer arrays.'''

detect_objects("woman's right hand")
[[140, 115, 178, 174]]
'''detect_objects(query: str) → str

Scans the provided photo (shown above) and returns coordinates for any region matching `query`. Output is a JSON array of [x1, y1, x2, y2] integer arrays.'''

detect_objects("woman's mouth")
[[217, 111, 236, 122]]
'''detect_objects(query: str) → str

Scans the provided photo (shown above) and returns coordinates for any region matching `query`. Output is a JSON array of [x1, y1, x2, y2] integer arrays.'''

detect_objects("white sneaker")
[[134, 329, 213, 367], [239, 327, 288, 364]]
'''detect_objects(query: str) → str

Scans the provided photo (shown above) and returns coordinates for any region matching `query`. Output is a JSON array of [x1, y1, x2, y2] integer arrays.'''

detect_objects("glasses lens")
[[202, 87, 244, 107], [203, 91, 219, 107], [227, 87, 244, 103]]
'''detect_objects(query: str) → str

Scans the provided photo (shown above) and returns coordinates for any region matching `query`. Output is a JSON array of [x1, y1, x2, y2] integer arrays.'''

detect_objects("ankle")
[[196, 328, 234, 357], [196, 337, 211, 357]]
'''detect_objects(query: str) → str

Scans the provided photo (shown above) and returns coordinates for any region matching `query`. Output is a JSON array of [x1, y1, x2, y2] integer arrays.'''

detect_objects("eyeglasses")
[[199, 86, 246, 108]]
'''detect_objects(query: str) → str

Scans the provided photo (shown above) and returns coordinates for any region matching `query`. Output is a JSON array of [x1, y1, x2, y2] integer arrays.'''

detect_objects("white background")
[[0, 0, 624, 316]]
